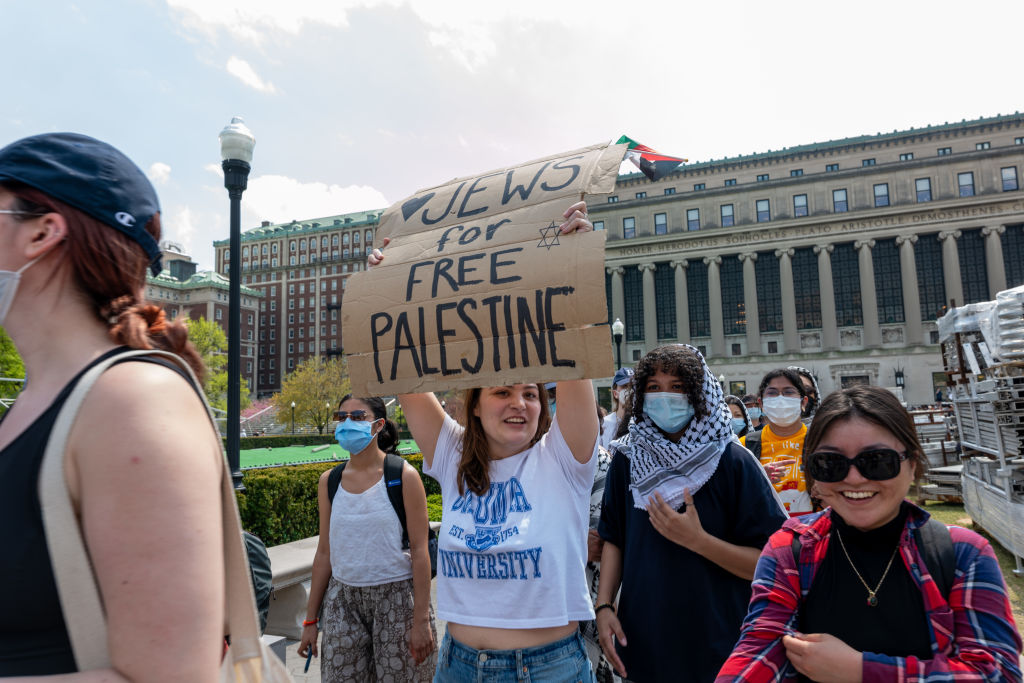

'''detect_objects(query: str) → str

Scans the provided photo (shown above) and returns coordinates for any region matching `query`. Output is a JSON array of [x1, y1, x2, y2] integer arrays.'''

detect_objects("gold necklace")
[[833, 526, 901, 607]]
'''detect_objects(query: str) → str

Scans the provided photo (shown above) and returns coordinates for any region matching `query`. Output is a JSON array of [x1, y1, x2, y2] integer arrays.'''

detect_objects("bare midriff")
[[448, 622, 579, 650]]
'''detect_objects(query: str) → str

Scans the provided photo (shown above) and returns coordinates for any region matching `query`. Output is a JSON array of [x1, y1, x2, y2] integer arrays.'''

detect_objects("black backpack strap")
[[326, 461, 347, 505], [915, 517, 955, 601], [384, 452, 410, 549], [745, 430, 761, 458]]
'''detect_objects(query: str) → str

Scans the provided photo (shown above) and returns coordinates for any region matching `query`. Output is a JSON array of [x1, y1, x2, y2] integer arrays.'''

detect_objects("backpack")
[[327, 452, 438, 578], [242, 531, 273, 634], [744, 429, 761, 458], [791, 516, 956, 600]]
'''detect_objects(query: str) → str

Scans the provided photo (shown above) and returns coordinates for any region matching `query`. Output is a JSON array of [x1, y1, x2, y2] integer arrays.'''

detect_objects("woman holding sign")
[[368, 201, 601, 682], [596, 344, 788, 682]]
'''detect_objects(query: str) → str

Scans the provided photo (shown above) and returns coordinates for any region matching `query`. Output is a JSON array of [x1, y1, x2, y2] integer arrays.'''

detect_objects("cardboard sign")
[[343, 142, 624, 396]]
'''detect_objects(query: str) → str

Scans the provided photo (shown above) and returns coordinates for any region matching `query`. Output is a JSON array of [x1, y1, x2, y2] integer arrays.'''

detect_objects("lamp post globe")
[[611, 317, 625, 370], [220, 116, 255, 491], [291, 401, 296, 435]]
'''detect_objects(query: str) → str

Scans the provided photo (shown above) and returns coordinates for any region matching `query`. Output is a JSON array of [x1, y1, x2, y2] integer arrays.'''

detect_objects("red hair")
[[6, 184, 205, 381]]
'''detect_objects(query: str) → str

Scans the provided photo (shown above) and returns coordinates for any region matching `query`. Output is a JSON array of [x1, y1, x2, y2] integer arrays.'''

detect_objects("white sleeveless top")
[[423, 415, 597, 628], [329, 474, 412, 586]]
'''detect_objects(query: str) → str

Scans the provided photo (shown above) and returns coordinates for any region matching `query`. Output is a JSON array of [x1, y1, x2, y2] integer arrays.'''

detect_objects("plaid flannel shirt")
[[716, 504, 1022, 682]]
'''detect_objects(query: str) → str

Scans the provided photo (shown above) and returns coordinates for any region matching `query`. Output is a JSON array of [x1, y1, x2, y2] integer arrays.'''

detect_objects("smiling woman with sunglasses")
[[718, 385, 1022, 682]]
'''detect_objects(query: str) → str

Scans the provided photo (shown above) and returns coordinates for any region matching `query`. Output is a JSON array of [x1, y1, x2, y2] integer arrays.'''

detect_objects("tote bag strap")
[[38, 349, 264, 670]]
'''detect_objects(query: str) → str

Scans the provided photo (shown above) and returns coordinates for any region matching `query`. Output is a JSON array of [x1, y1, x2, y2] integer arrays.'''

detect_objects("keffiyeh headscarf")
[[611, 345, 734, 510], [725, 394, 753, 435], [788, 365, 821, 417]]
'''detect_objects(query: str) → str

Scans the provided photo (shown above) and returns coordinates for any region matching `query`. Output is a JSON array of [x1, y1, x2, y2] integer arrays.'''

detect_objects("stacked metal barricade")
[[938, 284, 1024, 576]]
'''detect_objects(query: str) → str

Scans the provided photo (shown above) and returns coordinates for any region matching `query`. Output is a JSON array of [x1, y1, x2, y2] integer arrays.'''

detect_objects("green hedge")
[[237, 454, 442, 546], [229, 434, 335, 451]]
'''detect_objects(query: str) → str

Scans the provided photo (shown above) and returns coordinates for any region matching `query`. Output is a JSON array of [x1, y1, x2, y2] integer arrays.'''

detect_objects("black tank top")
[[0, 348, 191, 675]]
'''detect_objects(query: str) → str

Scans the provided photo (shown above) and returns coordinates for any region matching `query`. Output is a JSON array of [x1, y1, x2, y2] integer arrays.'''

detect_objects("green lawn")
[[240, 439, 420, 468], [922, 501, 1023, 629]]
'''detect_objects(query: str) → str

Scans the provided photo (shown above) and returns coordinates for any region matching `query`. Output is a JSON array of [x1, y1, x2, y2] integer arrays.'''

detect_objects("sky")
[[2, 0, 1021, 270]]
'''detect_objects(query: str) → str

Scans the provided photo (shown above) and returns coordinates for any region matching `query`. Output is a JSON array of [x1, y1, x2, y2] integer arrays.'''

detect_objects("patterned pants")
[[322, 576, 437, 682]]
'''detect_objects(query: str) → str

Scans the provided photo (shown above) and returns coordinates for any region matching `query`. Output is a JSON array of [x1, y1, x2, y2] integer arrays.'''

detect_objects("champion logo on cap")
[[115, 211, 136, 227]]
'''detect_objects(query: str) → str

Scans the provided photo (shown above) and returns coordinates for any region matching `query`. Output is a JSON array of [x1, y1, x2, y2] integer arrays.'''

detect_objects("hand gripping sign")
[[343, 141, 625, 396]]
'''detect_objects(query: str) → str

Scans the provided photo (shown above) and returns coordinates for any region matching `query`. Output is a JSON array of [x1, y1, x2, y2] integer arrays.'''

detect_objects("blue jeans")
[[434, 629, 596, 683]]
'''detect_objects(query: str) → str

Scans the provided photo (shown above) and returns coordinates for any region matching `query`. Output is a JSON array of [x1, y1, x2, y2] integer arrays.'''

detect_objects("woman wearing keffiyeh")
[[596, 345, 787, 682]]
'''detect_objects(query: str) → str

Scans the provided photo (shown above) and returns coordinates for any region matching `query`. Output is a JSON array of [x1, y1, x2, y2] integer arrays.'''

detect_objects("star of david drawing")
[[538, 221, 561, 250]]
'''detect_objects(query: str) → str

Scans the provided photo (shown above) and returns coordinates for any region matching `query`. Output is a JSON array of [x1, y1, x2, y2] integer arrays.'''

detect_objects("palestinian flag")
[[617, 135, 687, 181]]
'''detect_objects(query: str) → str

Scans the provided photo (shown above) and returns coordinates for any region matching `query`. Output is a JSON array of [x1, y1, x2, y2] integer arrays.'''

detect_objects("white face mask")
[[0, 256, 40, 326], [761, 395, 803, 427]]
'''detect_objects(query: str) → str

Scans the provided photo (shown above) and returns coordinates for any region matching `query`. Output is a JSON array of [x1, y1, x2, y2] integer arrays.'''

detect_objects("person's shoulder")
[[946, 523, 992, 553]]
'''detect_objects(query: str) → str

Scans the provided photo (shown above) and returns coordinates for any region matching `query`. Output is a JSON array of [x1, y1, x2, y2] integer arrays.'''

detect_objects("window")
[[756, 174, 769, 182], [654, 263, 676, 339], [687, 260, 710, 338], [215, 309, 222, 320], [623, 267, 644, 342], [623, 217, 636, 239], [299, 283, 305, 294], [792, 248, 821, 329], [635, 191, 647, 199], [873, 239, 904, 323], [288, 313, 294, 324], [1002, 224, 1024, 288], [1001, 166, 1018, 191], [900, 153, 914, 161], [288, 329, 294, 339], [916, 177, 932, 202], [793, 194, 808, 217], [937, 147, 951, 156], [731, 343, 742, 356], [724, 178, 737, 186], [914, 234, 947, 320], [873, 183, 890, 207], [287, 358, 294, 369], [721, 256, 745, 334], [756, 199, 770, 222], [720, 204, 734, 227], [826, 163, 839, 172], [831, 243, 862, 327], [687, 208, 700, 231], [958, 172, 975, 197], [790, 169, 803, 177], [654, 213, 668, 235], [593, 220, 605, 231], [664, 187, 676, 195], [958, 229, 989, 303], [693, 183, 705, 191], [1017, 137, 1024, 145], [607, 196, 619, 203], [767, 341, 779, 353], [755, 253, 782, 332], [862, 158, 876, 167], [833, 189, 848, 212], [976, 141, 991, 150]]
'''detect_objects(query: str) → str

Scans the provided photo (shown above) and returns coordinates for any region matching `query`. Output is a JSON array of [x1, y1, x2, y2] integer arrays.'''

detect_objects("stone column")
[[982, 225, 1007, 296], [739, 253, 761, 354], [814, 244, 838, 351], [938, 230, 963, 308], [776, 248, 799, 353], [704, 256, 725, 358], [608, 266, 625, 360], [639, 263, 658, 348], [856, 239, 880, 347], [896, 235, 922, 346], [671, 260, 690, 342]]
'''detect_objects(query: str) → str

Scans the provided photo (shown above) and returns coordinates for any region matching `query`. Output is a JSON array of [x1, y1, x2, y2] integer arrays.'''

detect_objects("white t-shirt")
[[423, 414, 597, 628], [600, 412, 620, 451], [329, 475, 412, 586]]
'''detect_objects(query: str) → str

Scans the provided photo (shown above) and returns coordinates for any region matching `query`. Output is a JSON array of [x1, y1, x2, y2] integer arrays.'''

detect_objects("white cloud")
[[148, 162, 172, 185], [162, 205, 198, 255], [226, 56, 277, 93], [242, 174, 389, 226], [166, 0, 356, 43]]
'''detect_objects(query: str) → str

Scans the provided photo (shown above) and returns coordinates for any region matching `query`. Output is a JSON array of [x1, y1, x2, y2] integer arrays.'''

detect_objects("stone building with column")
[[595, 113, 1024, 405]]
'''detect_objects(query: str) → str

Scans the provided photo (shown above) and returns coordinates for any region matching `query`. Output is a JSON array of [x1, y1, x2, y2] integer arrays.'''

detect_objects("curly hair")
[[457, 384, 551, 496], [614, 344, 707, 439]]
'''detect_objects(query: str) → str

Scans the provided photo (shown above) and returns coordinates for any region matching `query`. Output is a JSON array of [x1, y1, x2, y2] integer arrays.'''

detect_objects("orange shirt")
[[743, 423, 811, 516]]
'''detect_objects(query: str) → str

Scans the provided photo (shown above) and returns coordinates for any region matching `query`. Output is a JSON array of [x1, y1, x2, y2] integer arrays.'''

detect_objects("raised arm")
[[398, 392, 447, 468], [555, 379, 598, 464]]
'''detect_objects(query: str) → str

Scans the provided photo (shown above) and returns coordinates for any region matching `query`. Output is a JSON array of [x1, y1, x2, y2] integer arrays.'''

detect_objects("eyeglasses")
[[763, 388, 801, 398], [806, 448, 908, 483], [0, 209, 46, 218], [333, 410, 373, 421]]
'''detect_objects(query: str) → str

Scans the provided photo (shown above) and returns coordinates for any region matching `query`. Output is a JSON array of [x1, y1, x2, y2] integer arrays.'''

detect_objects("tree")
[[185, 317, 250, 413], [0, 326, 25, 415], [271, 356, 350, 435]]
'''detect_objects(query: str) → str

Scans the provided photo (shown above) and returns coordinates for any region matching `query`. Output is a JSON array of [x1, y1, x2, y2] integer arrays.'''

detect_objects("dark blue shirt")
[[598, 441, 787, 683]]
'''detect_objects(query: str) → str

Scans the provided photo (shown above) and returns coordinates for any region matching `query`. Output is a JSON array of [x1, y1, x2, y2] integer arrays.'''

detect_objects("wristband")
[[595, 603, 615, 615], [303, 619, 319, 626]]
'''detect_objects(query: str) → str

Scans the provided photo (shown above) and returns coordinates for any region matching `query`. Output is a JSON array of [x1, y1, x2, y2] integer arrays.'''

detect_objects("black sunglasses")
[[333, 409, 374, 421], [806, 448, 908, 483]]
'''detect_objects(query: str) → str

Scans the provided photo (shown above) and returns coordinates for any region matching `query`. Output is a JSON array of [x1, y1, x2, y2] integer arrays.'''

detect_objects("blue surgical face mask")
[[643, 392, 694, 433], [335, 418, 378, 454], [747, 406, 763, 420], [731, 417, 747, 434]]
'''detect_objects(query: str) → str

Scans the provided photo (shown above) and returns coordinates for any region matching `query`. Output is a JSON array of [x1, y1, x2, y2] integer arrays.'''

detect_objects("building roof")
[[213, 209, 385, 246], [147, 269, 261, 297]]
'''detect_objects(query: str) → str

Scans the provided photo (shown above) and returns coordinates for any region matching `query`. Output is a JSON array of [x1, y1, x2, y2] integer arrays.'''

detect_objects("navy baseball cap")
[[0, 132, 163, 275], [613, 367, 634, 386], [543, 382, 557, 391]]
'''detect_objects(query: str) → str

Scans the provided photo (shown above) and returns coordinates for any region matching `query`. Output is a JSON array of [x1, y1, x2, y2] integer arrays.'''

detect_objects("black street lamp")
[[219, 116, 255, 491], [291, 401, 296, 435], [895, 369, 905, 388], [612, 317, 624, 370]]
